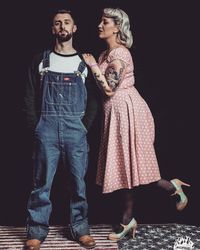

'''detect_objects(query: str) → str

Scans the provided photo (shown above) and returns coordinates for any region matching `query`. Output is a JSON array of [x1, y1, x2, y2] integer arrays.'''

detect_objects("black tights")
[[157, 179, 175, 193], [121, 179, 175, 224]]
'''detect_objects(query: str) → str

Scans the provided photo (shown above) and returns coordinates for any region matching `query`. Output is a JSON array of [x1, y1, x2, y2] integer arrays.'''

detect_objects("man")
[[24, 9, 98, 250]]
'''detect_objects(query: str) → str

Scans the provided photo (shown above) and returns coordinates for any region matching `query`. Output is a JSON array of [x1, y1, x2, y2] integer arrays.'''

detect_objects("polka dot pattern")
[[96, 47, 161, 193]]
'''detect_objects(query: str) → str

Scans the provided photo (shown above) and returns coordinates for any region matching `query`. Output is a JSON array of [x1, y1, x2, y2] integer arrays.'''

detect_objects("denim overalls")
[[27, 50, 89, 241]]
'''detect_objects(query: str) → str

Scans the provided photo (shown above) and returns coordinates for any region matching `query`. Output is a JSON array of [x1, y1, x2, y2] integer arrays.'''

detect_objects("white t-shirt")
[[39, 51, 88, 83]]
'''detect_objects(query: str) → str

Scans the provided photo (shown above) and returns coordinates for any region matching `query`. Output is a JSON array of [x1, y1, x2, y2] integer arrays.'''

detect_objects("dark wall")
[[1, 0, 199, 226]]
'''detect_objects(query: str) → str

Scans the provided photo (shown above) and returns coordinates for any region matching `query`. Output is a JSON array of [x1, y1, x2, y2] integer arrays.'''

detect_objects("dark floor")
[[0, 224, 199, 249], [118, 224, 200, 250]]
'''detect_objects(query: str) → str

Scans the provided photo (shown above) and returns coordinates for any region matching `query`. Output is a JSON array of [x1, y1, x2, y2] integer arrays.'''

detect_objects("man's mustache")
[[59, 29, 69, 33]]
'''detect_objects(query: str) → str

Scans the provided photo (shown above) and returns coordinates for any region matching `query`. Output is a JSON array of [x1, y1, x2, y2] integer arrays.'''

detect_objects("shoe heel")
[[132, 227, 136, 238], [180, 180, 190, 187]]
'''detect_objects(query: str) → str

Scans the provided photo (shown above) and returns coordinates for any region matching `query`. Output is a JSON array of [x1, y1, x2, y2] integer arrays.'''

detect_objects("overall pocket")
[[45, 81, 78, 105]]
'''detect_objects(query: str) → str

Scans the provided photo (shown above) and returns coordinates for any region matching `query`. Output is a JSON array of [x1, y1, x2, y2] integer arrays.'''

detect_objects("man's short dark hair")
[[52, 9, 75, 24]]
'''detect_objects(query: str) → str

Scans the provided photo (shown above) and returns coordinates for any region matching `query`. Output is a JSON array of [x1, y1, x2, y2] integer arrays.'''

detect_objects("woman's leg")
[[156, 178, 190, 211], [121, 189, 134, 224], [113, 189, 134, 233], [109, 189, 137, 241], [156, 178, 175, 194]]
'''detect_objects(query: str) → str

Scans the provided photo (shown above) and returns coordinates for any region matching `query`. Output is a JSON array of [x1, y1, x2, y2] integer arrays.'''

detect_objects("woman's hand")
[[83, 53, 97, 67]]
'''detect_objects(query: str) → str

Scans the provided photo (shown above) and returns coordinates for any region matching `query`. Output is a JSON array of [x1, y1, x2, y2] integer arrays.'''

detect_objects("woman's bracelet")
[[90, 63, 98, 68]]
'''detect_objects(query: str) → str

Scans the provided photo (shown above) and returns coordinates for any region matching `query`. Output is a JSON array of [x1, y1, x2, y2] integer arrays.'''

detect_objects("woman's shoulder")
[[109, 46, 131, 62]]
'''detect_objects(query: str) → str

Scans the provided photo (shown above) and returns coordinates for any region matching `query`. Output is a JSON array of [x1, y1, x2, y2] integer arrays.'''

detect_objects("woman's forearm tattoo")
[[94, 72, 108, 91]]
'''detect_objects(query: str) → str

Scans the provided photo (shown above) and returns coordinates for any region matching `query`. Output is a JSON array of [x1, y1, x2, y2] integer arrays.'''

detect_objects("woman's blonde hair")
[[103, 8, 133, 48]]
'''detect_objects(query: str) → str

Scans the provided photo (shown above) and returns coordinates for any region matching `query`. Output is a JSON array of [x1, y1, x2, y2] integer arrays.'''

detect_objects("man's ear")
[[73, 25, 77, 33], [52, 26, 55, 35]]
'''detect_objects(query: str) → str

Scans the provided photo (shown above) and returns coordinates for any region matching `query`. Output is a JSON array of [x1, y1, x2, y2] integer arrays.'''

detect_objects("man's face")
[[52, 13, 77, 42]]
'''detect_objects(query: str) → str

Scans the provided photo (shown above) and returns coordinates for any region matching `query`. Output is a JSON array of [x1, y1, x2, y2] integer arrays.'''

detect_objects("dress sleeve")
[[107, 47, 130, 64]]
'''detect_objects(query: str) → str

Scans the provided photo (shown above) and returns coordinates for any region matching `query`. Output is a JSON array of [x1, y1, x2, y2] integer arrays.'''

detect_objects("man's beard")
[[56, 31, 73, 42]]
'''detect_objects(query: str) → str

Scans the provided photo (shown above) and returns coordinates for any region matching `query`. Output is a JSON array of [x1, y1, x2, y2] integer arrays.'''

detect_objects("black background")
[[1, 0, 199, 227]]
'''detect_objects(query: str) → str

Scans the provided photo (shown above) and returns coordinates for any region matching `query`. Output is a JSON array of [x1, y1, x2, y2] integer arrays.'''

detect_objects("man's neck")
[[54, 40, 77, 55]]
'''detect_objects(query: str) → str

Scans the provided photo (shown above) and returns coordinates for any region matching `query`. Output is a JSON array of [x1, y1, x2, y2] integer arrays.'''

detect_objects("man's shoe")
[[25, 239, 41, 250], [78, 235, 96, 249]]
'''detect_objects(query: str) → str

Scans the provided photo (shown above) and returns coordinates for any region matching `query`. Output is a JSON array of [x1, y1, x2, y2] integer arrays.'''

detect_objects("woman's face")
[[98, 16, 119, 40]]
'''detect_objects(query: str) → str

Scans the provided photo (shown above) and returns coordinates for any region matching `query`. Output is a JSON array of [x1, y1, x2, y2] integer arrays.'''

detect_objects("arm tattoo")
[[105, 60, 125, 91], [94, 72, 107, 90]]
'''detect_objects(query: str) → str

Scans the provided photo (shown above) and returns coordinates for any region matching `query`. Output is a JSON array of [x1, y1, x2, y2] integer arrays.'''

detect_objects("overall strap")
[[77, 53, 87, 73], [77, 61, 86, 74]]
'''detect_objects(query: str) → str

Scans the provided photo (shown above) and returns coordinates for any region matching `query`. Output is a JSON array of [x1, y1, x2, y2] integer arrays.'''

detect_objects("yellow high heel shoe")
[[108, 218, 137, 241], [170, 178, 191, 211]]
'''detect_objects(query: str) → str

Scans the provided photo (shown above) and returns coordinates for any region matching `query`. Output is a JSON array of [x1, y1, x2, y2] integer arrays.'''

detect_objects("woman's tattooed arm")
[[94, 73, 109, 91], [105, 60, 125, 91], [91, 59, 126, 96]]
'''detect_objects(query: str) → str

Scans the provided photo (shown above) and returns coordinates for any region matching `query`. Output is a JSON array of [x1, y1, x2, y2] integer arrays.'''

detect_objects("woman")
[[83, 8, 190, 241]]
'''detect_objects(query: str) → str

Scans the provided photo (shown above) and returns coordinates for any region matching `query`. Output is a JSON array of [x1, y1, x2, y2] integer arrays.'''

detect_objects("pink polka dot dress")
[[96, 47, 161, 193]]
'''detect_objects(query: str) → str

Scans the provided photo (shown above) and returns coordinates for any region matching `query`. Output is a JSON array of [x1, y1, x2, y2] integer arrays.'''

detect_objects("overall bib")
[[27, 50, 89, 241]]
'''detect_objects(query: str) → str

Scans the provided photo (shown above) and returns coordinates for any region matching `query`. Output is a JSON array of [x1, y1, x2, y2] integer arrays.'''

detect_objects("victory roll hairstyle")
[[103, 8, 133, 48]]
